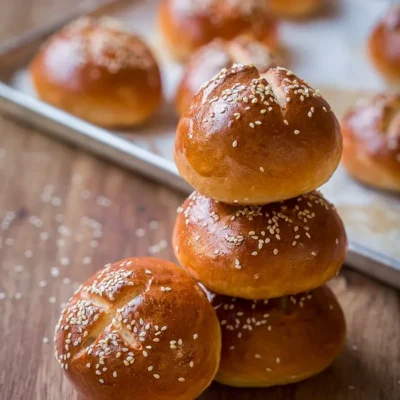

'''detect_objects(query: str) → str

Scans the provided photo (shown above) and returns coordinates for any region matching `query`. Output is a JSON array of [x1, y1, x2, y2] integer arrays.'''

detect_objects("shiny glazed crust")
[[54, 257, 221, 400], [175, 64, 342, 204], [211, 285, 346, 387], [173, 191, 347, 299]]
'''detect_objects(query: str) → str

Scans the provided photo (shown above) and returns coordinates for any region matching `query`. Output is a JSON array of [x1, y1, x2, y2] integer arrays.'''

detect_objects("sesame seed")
[[273, 249, 278, 255], [260, 167, 264, 172], [153, 374, 160, 379], [148, 366, 153, 371], [276, 357, 281, 364], [178, 377, 185, 382], [113, 371, 117, 378], [294, 130, 300, 135], [193, 334, 198, 340], [311, 252, 317, 256], [232, 140, 238, 148], [189, 361, 194, 368], [249, 123, 255, 128], [99, 379, 104, 384]]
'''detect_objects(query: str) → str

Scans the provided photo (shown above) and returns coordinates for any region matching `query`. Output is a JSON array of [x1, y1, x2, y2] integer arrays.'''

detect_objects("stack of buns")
[[173, 64, 347, 386]]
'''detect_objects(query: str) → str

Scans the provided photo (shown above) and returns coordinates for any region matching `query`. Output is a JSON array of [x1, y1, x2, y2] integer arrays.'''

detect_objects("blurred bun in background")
[[158, 0, 278, 62], [342, 92, 400, 192], [211, 285, 346, 387], [268, 0, 323, 19], [368, 5, 400, 84], [30, 17, 162, 127], [176, 35, 280, 115]]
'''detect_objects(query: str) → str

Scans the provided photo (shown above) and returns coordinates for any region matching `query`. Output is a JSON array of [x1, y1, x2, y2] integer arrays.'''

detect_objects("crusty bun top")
[[175, 64, 342, 204], [343, 92, 400, 166], [54, 258, 221, 400]]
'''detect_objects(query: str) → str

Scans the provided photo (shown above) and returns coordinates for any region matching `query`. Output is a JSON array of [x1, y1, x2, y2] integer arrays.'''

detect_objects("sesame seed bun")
[[341, 92, 400, 192], [267, 0, 323, 19], [368, 6, 400, 84], [211, 285, 346, 387], [158, 0, 278, 62], [54, 257, 221, 400], [176, 35, 280, 115], [175, 64, 343, 205], [30, 17, 162, 127], [173, 191, 347, 300]]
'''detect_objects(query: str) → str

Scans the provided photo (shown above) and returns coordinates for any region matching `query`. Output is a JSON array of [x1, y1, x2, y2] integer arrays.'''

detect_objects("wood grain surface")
[[0, 1, 399, 400]]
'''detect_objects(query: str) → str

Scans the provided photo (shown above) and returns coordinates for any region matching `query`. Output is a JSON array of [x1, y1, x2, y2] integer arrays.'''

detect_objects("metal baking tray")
[[0, 0, 399, 288]]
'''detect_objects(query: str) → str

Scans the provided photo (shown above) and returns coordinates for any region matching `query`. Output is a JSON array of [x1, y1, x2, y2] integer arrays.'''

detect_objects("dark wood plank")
[[0, 1, 399, 400]]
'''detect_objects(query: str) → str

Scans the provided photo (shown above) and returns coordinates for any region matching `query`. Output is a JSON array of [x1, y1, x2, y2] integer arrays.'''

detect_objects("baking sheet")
[[0, 0, 399, 287]]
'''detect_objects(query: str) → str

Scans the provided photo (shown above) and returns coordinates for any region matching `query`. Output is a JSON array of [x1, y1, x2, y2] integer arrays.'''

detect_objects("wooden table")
[[0, 1, 399, 399]]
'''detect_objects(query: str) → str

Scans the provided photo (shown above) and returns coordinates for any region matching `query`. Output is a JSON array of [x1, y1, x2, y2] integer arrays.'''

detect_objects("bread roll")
[[54, 258, 221, 400], [342, 92, 400, 192], [368, 6, 400, 83], [268, 0, 323, 19], [173, 191, 347, 300], [30, 17, 162, 127], [175, 64, 342, 204], [158, 0, 278, 62], [211, 285, 346, 387], [176, 35, 279, 115]]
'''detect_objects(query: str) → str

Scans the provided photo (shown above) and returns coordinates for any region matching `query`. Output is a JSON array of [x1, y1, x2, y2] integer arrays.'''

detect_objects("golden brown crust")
[[54, 257, 221, 400], [30, 17, 162, 127], [211, 285, 346, 387], [158, 0, 278, 62], [368, 6, 400, 83], [176, 35, 280, 115], [173, 191, 347, 300], [342, 92, 400, 191], [175, 65, 342, 204], [268, 0, 322, 18]]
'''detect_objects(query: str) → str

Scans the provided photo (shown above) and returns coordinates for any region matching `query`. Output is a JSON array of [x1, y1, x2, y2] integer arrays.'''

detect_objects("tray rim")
[[0, 0, 399, 289]]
